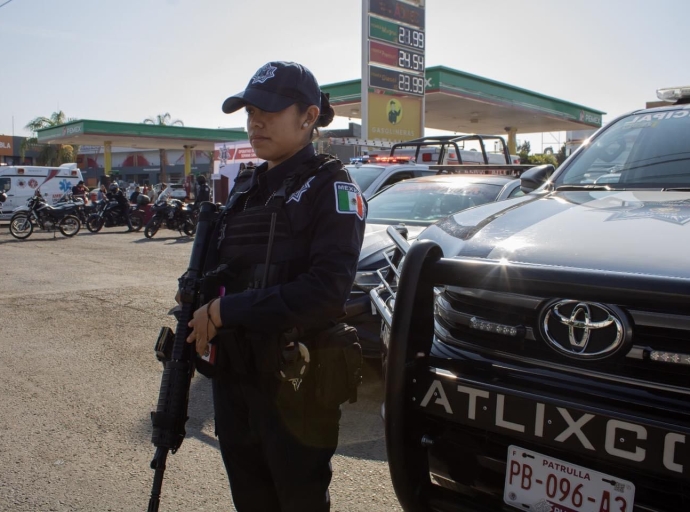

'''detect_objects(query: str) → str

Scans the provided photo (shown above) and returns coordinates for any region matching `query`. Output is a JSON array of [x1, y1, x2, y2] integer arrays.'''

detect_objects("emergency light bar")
[[370, 156, 414, 164], [432, 166, 528, 177], [657, 86, 690, 102]]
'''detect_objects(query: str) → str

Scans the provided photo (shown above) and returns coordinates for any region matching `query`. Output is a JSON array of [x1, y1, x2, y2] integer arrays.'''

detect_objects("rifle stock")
[[148, 201, 218, 511]]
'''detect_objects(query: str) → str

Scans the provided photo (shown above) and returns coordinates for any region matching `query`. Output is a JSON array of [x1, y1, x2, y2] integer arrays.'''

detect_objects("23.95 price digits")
[[509, 461, 629, 512]]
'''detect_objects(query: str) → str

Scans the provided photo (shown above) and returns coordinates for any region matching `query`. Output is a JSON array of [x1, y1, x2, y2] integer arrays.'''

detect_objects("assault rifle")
[[147, 201, 218, 511]]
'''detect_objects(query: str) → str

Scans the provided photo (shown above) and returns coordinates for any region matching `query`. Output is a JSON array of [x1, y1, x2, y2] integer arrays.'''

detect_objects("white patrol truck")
[[345, 157, 437, 199], [342, 134, 523, 199], [0, 163, 83, 220]]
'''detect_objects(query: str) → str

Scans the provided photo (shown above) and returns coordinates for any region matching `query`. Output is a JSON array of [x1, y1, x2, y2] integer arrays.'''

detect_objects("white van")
[[0, 163, 84, 219]]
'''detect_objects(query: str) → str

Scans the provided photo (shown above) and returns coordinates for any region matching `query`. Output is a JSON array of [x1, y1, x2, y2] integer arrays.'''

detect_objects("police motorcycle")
[[144, 198, 196, 238], [85, 198, 144, 233], [9, 190, 82, 240]]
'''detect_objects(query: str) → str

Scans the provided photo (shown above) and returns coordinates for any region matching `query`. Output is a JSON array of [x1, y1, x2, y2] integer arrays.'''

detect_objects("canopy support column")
[[184, 145, 193, 176], [104, 141, 112, 175], [505, 128, 518, 155]]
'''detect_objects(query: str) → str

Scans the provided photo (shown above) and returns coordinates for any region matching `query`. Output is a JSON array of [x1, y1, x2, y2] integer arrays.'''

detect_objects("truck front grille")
[[435, 287, 690, 392]]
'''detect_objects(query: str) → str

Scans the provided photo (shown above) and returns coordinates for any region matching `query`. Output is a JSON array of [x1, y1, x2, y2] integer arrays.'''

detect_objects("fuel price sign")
[[369, 65, 425, 97], [370, 40, 425, 73], [369, 16, 425, 51]]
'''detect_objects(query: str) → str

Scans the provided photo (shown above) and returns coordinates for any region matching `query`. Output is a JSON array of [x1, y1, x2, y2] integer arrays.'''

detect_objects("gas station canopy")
[[36, 119, 246, 151], [35, 119, 247, 177], [322, 65, 605, 135]]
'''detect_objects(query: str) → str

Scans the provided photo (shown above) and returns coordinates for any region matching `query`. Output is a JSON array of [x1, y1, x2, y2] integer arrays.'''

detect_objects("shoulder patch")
[[334, 181, 365, 220]]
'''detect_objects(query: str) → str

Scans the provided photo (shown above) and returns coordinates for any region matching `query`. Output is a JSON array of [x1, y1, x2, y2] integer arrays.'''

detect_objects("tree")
[[556, 144, 567, 165], [143, 113, 184, 183], [516, 140, 531, 164], [515, 139, 559, 168], [21, 111, 79, 166], [527, 153, 559, 167]]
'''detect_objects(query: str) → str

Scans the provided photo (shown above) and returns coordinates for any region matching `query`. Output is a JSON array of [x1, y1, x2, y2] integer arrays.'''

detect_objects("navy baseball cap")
[[222, 61, 322, 114]]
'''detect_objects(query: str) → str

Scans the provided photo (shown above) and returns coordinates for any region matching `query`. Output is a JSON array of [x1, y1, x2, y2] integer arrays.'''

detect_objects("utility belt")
[[194, 323, 362, 407]]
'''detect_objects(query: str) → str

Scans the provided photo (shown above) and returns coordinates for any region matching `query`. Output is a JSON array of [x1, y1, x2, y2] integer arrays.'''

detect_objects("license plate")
[[504, 446, 635, 512]]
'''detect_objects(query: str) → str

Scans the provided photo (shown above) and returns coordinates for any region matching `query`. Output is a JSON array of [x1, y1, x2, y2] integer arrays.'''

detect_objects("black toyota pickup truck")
[[372, 87, 690, 512]]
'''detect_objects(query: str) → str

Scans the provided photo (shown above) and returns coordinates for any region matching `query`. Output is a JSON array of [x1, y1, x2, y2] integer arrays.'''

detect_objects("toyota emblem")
[[540, 300, 631, 359]]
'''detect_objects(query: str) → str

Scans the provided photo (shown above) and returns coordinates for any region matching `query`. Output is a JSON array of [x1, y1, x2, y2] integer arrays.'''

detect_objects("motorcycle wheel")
[[86, 215, 104, 233], [131, 212, 144, 232], [144, 217, 162, 239], [9, 213, 33, 240], [59, 215, 81, 237], [183, 219, 196, 237]]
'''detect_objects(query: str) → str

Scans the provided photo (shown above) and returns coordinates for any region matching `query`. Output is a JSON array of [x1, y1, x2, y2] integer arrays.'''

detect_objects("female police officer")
[[185, 62, 366, 511]]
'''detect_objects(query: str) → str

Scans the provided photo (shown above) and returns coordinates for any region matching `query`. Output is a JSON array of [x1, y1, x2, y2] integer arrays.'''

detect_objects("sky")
[[1, 0, 689, 151]]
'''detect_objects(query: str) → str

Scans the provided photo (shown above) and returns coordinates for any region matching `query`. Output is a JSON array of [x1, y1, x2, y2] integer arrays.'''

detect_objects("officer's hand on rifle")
[[186, 298, 223, 357]]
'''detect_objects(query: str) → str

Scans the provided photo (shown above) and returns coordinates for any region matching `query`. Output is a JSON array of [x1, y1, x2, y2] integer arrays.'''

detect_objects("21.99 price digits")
[[398, 74, 425, 96], [398, 26, 424, 50]]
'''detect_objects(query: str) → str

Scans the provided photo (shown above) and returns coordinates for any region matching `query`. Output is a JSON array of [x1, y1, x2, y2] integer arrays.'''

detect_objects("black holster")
[[312, 323, 363, 408], [197, 328, 283, 379]]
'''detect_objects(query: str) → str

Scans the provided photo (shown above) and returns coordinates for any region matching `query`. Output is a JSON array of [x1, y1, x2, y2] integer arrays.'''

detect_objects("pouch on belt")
[[313, 323, 363, 408]]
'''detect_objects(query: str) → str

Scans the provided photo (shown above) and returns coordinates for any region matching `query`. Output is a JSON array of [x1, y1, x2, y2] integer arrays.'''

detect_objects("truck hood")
[[359, 222, 425, 270], [418, 191, 690, 279]]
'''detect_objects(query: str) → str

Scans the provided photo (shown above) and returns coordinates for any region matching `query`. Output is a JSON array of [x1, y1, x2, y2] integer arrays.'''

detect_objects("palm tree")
[[143, 113, 184, 183], [21, 111, 79, 166]]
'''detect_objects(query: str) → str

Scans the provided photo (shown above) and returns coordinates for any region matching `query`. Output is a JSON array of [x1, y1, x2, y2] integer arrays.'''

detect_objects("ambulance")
[[0, 163, 84, 219]]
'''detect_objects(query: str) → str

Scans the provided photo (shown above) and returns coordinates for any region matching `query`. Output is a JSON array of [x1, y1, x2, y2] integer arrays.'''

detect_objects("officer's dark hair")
[[196, 175, 207, 185], [298, 92, 335, 141]]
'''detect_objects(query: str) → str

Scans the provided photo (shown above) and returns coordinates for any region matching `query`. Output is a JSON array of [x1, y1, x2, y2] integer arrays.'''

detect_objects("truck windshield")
[[367, 181, 503, 225], [553, 109, 690, 189]]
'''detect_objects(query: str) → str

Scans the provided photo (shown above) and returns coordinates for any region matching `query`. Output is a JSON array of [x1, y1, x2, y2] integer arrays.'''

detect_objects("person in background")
[[107, 182, 134, 232], [130, 186, 141, 204], [147, 185, 157, 202], [194, 175, 210, 207], [72, 180, 88, 203], [157, 183, 172, 203], [97, 184, 108, 201]]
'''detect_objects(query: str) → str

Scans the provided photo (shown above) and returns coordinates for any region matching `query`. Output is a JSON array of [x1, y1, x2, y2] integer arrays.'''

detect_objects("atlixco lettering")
[[419, 380, 686, 474]]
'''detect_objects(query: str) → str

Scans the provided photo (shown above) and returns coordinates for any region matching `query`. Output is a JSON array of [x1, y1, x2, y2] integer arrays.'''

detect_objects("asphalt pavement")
[[0, 225, 401, 511]]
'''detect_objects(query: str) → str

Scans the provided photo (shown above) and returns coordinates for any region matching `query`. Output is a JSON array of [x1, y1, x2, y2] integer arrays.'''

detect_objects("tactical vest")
[[200, 154, 343, 376]]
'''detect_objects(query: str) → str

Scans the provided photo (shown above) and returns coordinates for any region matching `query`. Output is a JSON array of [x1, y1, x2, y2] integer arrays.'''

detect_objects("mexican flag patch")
[[334, 182, 365, 220]]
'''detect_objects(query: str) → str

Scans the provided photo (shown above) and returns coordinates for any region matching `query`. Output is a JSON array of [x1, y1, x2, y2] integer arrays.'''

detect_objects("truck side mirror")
[[520, 164, 555, 193]]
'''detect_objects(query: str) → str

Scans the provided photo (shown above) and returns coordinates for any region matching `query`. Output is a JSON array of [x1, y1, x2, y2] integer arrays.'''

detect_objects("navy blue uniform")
[[211, 143, 366, 512], [217, 144, 365, 330]]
